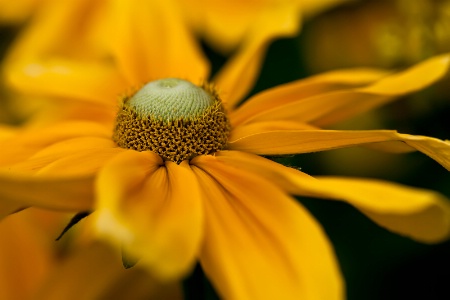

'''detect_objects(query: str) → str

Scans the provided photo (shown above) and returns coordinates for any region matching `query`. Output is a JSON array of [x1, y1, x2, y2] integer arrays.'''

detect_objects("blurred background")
[[1, 0, 449, 299]]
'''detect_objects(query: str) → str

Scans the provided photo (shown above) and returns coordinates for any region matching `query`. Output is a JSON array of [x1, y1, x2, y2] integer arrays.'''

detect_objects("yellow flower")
[[1, 1, 450, 299], [301, 0, 450, 71], [1, 49, 450, 298], [3, 0, 300, 104], [176, 0, 351, 54]]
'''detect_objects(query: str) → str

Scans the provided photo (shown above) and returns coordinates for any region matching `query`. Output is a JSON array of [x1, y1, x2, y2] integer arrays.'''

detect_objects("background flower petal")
[[0, 209, 59, 300], [3, 0, 124, 104], [34, 241, 183, 300]]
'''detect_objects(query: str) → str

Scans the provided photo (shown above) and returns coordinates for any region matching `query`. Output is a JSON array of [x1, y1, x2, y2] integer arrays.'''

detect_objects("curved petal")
[[6, 137, 119, 174], [214, 2, 301, 108], [235, 53, 450, 126], [192, 157, 343, 300], [0, 122, 111, 166], [228, 126, 450, 170], [95, 151, 203, 280], [230, 68, 390, 125], [198, 150, 316, 194], [36, 148, 125, 177], [204, 151, 450, 243], [302, 177, 450, 243], [0, 128, 110, 217], [110, 0, 209, 85]]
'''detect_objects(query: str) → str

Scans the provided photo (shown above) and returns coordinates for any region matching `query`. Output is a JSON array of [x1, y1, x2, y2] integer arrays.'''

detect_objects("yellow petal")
[[192, 158, 343, 300], [7, 137, 119, 175], [301, 177, 450, 243], [181, 0, 303, 54], [196, 150, 316, 194], [35, 241, 183, 300], [230, 68, 390, 125], [229, 126, 450, 170], [0, 173, 94, 219], [95, 151, 203, 280], [4, 0, 124, 104], [236, 53, 450, 126], [36, 148, 125, 177], [0, 122, 110, 166], [229, 120, 319, 136], [0, 125, 16, 140], [361, 53, 450, 95], [214, 2, 301, 108], [110, 0, 209, 85], [35, 242, 124, 300], [204, 151, 450, 243], [5, 59, 126, 105], [4, 0, 109, 58]]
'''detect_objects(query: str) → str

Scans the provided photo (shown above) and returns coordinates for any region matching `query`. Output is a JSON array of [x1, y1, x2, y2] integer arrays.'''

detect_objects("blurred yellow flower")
[[301, 0, 450, 72], [0, 209, 181, 300], [177, 0, 352, 54]]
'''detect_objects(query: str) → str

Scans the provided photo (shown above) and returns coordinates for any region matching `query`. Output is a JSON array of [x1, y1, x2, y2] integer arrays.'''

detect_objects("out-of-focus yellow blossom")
[[3, 0, 299, 102], [177, 0, 353, 54], [302, 0, 450, 72], [0, 209, 183, 300]]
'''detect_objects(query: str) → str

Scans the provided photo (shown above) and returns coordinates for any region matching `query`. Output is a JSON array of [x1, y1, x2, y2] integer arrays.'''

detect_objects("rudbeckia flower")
[[1, 1, 450, 299], [1, 43, 450, 299], [3, 0, 300, 107], [300, 0, 450, 71], [176, 0, 351, 54]]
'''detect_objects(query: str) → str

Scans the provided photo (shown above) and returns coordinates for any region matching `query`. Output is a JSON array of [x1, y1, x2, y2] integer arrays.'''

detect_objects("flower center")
[[113, 78, 230, 163]]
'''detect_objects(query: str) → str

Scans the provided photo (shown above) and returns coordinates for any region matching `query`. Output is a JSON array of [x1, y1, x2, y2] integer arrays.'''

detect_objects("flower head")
[[1, 1, 450, 299], [112, 79, 230, 163], [2, 51, 450, 298]]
